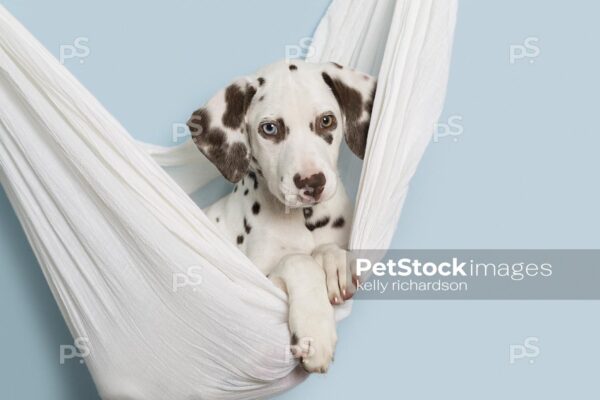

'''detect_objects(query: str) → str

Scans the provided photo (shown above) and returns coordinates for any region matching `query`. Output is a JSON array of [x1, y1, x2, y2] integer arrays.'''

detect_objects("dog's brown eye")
[[320, 114, 336, 129], [260, 122, 278, 135]]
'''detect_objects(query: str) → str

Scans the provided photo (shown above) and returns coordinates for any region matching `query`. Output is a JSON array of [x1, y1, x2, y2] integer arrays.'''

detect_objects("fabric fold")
[[0, 0, 457, 398]]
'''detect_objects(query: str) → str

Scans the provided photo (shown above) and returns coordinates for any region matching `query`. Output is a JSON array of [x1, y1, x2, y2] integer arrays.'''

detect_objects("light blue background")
[[1, 0, 599, 399]]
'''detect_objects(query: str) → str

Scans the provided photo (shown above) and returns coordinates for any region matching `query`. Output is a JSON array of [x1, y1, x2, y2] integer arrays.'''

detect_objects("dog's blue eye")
[[261, 122, 278, 135]]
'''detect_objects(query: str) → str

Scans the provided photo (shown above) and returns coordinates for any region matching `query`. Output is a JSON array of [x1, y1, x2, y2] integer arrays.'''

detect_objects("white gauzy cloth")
[[0, 0, 457, 399]]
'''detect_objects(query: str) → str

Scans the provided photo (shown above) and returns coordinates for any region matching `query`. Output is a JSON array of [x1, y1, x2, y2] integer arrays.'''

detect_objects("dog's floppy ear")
[[187, 77, 257, 182], [322, 63, 377, 159]]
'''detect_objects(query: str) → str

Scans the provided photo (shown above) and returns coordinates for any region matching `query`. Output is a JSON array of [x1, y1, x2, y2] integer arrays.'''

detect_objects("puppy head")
[[188, 60, 376, 207]]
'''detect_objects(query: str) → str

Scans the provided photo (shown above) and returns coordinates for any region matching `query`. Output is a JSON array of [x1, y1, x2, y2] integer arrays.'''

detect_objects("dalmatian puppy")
[[187, 59, 376, 373]]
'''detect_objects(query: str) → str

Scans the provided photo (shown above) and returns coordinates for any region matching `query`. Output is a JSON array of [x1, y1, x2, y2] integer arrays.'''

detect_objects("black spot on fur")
[[305, 216, 330, 231], [309, 122, 314, 132], [303, 207, 313, 219], [252, 201, 261, 215], [332, 216, 345, 228], [233, 185, 238, 193], [289, 64, 297, 71], [259, 95, 264, 102], [237, 235, 244, 245], [331, 62, 344, 69], [216, 217, 220, 223], [243, 217, 252, 234], [244, 189, 249, 196], [291, 333, 299, 345], [258, 77, 265, 86], [248, 171, 259, 189]]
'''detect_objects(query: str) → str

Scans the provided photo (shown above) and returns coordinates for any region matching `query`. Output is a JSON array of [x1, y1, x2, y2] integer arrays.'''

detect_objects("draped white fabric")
[[0, 0, 456, 399]]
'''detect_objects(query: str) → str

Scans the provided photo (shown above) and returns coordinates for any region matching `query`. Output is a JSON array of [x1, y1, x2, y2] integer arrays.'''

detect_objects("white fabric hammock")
[[0, 0, 457, 399]]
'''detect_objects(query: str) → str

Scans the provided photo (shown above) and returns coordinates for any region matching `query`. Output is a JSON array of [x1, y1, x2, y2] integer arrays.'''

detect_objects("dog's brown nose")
[[294, 172, 326, 199]]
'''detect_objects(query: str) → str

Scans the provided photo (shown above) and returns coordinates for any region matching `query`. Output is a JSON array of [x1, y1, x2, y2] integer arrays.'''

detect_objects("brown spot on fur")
[[187, 108, 207, 134], [258, 118, 288, 143], [188, 119, 202, 133], [222, 84, 255, 129], [365, 86, 376, 113], [225, 143, 250, 182], [322, 72, 362, 120], [293, 173, 326, 199], [322, 72, 374, 159], [189, 104, 251, 182], [314, 113, 337, 145]]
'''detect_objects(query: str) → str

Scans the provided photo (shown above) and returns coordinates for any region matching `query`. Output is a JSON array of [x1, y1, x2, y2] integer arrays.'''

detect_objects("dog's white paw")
[[312, 244, 356, 305], [289, 299, 337, 373]]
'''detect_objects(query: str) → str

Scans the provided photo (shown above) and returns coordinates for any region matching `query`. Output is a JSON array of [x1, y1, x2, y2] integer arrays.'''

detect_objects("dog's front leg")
[[312, 243, 357, 305], [270, 254, 336, 373]]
